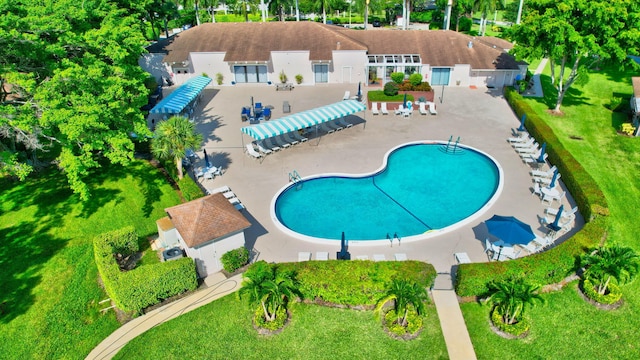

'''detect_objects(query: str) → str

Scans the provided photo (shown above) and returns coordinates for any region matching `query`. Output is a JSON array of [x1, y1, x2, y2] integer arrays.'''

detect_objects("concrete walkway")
[[432, 273, 478, 360], [523, 58, 548, 98], [85, 273, 243, 360]]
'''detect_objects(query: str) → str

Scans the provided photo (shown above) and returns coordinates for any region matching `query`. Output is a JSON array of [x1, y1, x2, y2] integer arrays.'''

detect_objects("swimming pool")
[[271, 141, 503, 243]]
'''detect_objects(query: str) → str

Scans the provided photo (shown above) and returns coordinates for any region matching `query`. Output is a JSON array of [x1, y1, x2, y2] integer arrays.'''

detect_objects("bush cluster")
[[581, 278, 622, 305], [94, 227, 198, 313], [384, 308, 423, 336], [221, 247, 249, 273], [491, 307, 530, 336], [390, 72, 405, 84], [398, 81, 432, 92], [384, 81, 399, 96], [253, 305, 287, 331], [455, 88, 611, 297], [277, 260, 436, 306]]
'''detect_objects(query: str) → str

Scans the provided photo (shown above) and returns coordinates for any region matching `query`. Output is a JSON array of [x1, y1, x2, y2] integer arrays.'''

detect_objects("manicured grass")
[[463, 63, 640, 357], [0, 160, 181, 359], [115, 294, 448, 359]]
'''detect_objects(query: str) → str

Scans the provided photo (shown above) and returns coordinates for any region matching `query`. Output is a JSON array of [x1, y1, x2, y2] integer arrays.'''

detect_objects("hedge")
[[160, 157, 205, 202], [504, 87, 608, 221], [94, 227, 198, 313], [455, 88, 610, 297], [221, 247, 249, 273], [276, 260, 436, 306]]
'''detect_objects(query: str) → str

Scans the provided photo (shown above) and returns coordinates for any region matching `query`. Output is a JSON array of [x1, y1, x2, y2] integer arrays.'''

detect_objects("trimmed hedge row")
[[504, 87, 608, 220], [94, 227, 198, 313], [277, 260, 436, 306], [160, 158, 204, 202], [455, 88, 610, 297], [456, 217, 606, 296]]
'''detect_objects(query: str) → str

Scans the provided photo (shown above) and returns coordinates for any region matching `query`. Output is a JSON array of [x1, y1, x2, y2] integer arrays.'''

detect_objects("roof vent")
[[468, 41, 473, 49], [336, 41, 341, 50]]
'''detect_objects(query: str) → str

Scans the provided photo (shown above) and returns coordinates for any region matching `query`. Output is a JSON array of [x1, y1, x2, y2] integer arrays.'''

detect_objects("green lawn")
[[0, 160, 181, 359], [462, 63, 640, 357], [115, 294, 448, 360]]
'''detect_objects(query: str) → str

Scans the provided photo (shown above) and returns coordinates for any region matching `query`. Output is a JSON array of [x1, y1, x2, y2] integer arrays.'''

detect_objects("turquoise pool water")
[[273, 142, 501, 241]]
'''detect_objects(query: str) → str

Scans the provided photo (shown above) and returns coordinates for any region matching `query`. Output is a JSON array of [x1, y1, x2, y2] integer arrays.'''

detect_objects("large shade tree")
[[0, 0, 151, 199], [510, 0, 640, 113], [151, 116, 202, 179]]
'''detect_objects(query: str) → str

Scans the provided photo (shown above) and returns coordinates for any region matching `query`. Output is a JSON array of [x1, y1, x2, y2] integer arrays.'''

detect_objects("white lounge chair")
[[373, 254, 386, 261], [419, 102, 428, 115], [283, 133, 300, 145], [234, 202, 246, 211], [542, 190, 565, 205], [531, 165, 557, 178], [337, 118, 353, 128], [518, 241, 543, 254], [245, 144, 263, 159], [380, 102, 389, 115], [298, 252, 311, 262], [343, 91, 350, 100], [512, 138, 536, 149], [291, 132, 308, 142], [394, 253, 408, 261], [394, 104, 405, 115], [208, 185, 231, 195], [532, 183, 543, 198], [507, 134, 530, 143], [356, 255, 369, 260], [546, 206, 578, 221], [227, 197, 240, 205], [274, 135, 291, 148], [516, 143, 539, 154], [264, 137, 282, 151], [454, 252, 471, 264], [371, 102, 379, 115], [535, 173, 561, 186], [427, 101, 437, 115], [316, 252, 329, 261], [532, 235, 553, 249], [255, 141, 273, 155], [524, 152, 548, 165]]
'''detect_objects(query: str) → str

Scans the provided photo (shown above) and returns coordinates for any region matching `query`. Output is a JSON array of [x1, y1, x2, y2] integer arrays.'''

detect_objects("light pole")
[[516, 0, 524, 24]]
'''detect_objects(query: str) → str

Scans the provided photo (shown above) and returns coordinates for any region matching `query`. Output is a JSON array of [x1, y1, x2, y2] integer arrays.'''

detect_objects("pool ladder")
[[289, 170, 302, 190], [443, 135, 463, 154]]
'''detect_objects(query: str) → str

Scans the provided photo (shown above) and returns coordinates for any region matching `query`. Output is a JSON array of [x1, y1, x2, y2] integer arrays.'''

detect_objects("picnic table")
[[276, 83, 294, 91]]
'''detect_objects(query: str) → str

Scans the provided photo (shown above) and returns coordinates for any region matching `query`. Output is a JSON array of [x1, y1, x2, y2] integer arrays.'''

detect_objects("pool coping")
[[270, 140, 504, 245]]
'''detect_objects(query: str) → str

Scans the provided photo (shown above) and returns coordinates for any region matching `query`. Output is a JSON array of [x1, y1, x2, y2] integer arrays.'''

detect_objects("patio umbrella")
[[203, 149, 211, 168], [485, 215, 536, 245], [537, 142, 547, 163], [403, 93, 408, 108], [548, 168, 559, 188], [337, 231, 351, 260], [357, 82, 362, 100], [518, 114, 526, 131], [552, 204, 564, 228]]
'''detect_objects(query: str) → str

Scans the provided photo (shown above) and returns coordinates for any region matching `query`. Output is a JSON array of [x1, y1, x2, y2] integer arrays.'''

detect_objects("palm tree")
[[473, 0, 505, 36], [581, 245, 640, 295], [151, 116, 203, 179], [486, 277, 544, 325], [375, 279, 428, 327], [238, 261, 301, 322]]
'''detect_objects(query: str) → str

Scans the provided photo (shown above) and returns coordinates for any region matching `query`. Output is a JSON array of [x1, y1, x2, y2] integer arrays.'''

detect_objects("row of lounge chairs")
[[298, 252, 408, 261], [371, 101, 437, 116], [206, 185, 245, 211]]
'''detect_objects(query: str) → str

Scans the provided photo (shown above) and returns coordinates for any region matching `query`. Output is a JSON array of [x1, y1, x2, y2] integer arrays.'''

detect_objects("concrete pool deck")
[[177, 83, 583, 272]]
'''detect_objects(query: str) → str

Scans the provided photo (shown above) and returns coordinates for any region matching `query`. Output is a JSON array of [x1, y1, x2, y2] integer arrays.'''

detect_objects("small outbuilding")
[[164, 193, 251, 278]]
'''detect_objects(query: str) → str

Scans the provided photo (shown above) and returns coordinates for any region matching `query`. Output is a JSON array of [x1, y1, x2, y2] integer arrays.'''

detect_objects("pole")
[[295, 0, 300, 21], [516, 0, 524, 24], [440, 85, 444, 103], [444, 0, 452, 31]]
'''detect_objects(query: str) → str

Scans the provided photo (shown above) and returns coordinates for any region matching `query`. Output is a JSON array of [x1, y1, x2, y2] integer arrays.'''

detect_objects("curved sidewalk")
[[86, 273, 243, 360]]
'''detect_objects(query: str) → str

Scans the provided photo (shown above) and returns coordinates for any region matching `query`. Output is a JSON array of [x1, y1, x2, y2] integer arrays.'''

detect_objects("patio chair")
[[545, 206, 578, 221], [256, 141, 273, 155], [394, 253, 408, 261], [316, 252, 329, 261], [535, 173, 561, 186], [512, 138, 536, 149], [523, 153, 547, 165], [262, 107, 272, 120], [338, 118, 353, 128], [507, 134, 530, 143], [292, 132, 308, 142], [245, 144, 263, 159], [264, 137, 282, 151], [530, 165, 557, 178], [234, 202, 246, 211], [356, 255, 369, 260], [427, 101, 437, 115], [274, 135, 291, 149], [373, 254, 386, 261], [283, 133, 300, 145], [532, 235, 553, 249], [516, 143, 539, 154], [380, 102, 389, 115], [343, 91, 350, 100], [298, 252, 311, 262], [283, 100, 291, 113], [454, 252, 471, 264], [532, 183, 543, 198], [330, 120, 344, 131], [542, 190, 565, 205], [208, 185, 231, 194], [394, 104, 405, 115], [320, 122, 335, 134], [518, 241, 543, 254], [371, 102, 379, 115], [419, 102, 428, 115]]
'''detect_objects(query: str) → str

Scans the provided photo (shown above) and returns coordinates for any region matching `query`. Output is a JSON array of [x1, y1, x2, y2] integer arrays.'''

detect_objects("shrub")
[[383, 82, 399, 96], [253, 305, 287, 331], [491, 306, 530, 336], [581, 278, 622, 304], [409, 73, 423, 86], [216, 72, 223, 85], [177, 176, 204, 201], [279, 70, 288, 83], [414, 82, 432, 91], [398, 81, 414, 91], [295, 74, 303, 84], [458, 17, 472, 32], [390, 72, 405, 84], [221, 247, 250, 273], [367, 90, 412, 102], [384, 308, 423, 336]]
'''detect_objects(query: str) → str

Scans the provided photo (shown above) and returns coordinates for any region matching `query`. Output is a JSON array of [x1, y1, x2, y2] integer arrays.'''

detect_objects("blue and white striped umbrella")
[[150, 76, 211, 114], [241, 100, 366, 140]]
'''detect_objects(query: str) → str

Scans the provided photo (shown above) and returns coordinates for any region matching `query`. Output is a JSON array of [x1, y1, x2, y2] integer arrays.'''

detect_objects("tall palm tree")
[[486, 277, 544, 325], [238, 261, 301, 322], [151, 116, 202, 179], [375, 279, 428, 327], [581, 245, 640, 295], [474, 0, 505, 36]]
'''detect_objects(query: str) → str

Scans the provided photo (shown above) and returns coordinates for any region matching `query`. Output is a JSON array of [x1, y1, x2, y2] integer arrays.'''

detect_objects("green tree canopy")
[[0, 0, 151, 199], [151, 116, 203, 179]]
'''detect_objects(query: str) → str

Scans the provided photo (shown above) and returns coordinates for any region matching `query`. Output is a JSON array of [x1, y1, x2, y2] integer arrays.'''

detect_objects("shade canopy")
[[150, 76, 211, 114], [485, 215, 535, 245], [241, 100, 365, 140]]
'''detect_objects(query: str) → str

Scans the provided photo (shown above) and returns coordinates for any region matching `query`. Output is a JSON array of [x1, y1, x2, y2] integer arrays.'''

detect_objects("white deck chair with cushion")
[[245, 144, 263, 159], [356, 255, 369, 260], [380, 102, 389, 115], [343, 91, 350, 100], [208, 185, 231, 194], [508, 134, 530, 143], [298, 252, 311, 262], [535, 173, 561, 186], [255, 141, 273, 155], [516, 143, 539, 154], [546, 206, 578, 221], [316, 252, 329, 261], [512, 138, 536, 149], [531, 165, 557, 178], [371, 102, 379, 115], [373, 254, 386, 261], [454, 252, 471, 264], [419, 102, 428, 115], [518, 241, 543, 254], [394, 104, 405, 115], [524, 152, 547, 165], [428, 101, 437, 115], [394, 253, 408, 261], [532, 235, 553, 249], [542, 190, 566, 205]]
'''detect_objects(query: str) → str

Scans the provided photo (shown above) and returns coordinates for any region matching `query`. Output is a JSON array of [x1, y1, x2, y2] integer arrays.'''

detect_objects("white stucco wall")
[[139, 53, 172, 84], [271, 51, 312, 85], [332, 51, 367, 84], [190, 52, 230, 85], [450, 64, 471, 87], [178, 231, 246, 278]]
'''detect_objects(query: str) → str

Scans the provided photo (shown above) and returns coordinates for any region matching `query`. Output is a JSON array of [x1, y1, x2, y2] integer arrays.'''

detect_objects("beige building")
[[140, 22, 525, 89]]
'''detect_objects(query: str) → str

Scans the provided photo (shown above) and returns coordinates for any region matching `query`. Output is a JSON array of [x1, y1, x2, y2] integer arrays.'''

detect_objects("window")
[[431, 68, 451, 86]]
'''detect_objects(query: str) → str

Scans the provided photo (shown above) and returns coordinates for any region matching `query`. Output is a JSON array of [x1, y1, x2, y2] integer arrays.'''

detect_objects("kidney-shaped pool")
[[271, 141, 503, 242]]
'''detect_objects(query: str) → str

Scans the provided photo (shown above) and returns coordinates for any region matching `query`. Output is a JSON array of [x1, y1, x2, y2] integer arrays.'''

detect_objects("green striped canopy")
[[150, 76, 211, 114], [241, 100, 365, 140]]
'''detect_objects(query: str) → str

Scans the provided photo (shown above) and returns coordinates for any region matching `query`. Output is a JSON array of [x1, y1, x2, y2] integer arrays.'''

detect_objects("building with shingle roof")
[[164, 193, 251, 277], [140, 22, 525, 90]]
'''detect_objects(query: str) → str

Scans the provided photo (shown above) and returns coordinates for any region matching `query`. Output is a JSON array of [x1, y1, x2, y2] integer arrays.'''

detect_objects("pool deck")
[[168, 83, 583, 273]]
